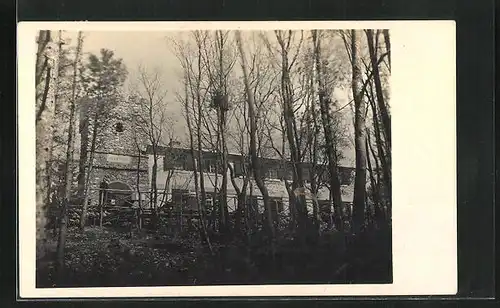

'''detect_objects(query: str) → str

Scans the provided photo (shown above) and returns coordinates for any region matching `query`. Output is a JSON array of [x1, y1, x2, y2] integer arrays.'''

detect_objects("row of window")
[[167, 189, 353, 224], [163, 153, 353, 185], [169, 189, 285, 224], [169, 189, 284, 212]]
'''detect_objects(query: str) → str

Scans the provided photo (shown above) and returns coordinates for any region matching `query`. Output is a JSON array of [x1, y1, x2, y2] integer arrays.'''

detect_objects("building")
[[77, 97, 149, 207], [146, 145, 355, 217], [77, 97, 355, 218]]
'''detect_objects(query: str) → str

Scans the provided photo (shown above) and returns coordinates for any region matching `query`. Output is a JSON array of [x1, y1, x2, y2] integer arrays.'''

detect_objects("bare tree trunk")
[[211, 127, 220, 232], [98, 176, 104, 228], [191, 120, 212, 253], [236, 31, 276, 240], [228, 163, 249, 238], [77, 116, 89, 198], [158, 169, 174, 209], [134, 137, 143, 230], [284, 177, 296, 231], [182, 65, 213, 254], [216, 30, 230, 235], [80, 110, 99, 230], [367, 85, 392, 208], [151, 150, 158, 228], [36, 30, 58, 258], [365, 131, 379, 227], [36, 31, 52, 88], [280, 129, 297, 232], [190, 36, 210, 237], [366, 29, 391, 149], [310, 176, 321, 234], [382, 30, 391, 71], [309, 84, 322, 235], [55, 32, 83, 281], [46, 30, 65, 207], [312, 30, 344, 232], [275, 32, 308, 237], [351, 30, 368, 234], [219, 108, 229, 234], [196, 111, 208, 234], [147, 81, 159, 225]]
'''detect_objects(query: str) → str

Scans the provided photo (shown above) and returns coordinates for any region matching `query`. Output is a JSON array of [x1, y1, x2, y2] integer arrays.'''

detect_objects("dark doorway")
[[106, 181, 133, 207]]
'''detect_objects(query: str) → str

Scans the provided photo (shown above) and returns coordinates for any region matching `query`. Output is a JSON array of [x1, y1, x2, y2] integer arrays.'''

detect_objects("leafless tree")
[[129, 65, 170, 226], [197, 30, 238, 234], [349, 30, 368, 234], [365, 30, 391, 149], [77, 49, 128, 229], [228, 32, 279, 236], [55, 31, 84, 280], [311, 30, 346, 232], [235, 30, 276, 241], [172, 31, 215, 254], [35, 30, 59, 256]]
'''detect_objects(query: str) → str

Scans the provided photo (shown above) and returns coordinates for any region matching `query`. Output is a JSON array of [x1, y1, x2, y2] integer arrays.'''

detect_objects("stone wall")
[[78, 97, 150, 206], [87, 152, 149, 206]]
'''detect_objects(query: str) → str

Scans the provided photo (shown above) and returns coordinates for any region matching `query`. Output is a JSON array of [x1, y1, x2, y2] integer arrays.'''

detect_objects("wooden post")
[[99, 190, 104, 228], [180, 196, 184, 232], [138, 208, 142, 230]]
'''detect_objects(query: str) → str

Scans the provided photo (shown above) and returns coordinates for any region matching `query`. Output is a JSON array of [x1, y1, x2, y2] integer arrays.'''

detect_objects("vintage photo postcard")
[[18, 21, 456, 298]]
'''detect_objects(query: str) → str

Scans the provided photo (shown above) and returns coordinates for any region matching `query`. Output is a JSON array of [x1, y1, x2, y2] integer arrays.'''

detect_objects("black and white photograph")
[[19, 21, 456, 298]]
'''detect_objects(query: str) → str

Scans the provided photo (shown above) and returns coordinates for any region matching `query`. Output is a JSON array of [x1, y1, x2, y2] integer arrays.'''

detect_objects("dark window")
[[266, 168, 279, 179], [343, 202, 353, 217], [185, 195, 198, 211], [172, 189, 188, 211], [184, 153, 195, 171], [271, 197, 284, 213], [115, 122, 124, 133], [277, 167, 285, 180], [105, 181, 132, 207], [164, 150, 192, 171], [172, 188, 199, 212], [318, 166, 329, 183], [317, 166, 352, 185], [302, 166, 311, 181], [202, 159, 221, 174], [232, 159, 246, 177], [205, 192, 216, 209], [268, 197, 283, 226], [164, 155, 184, 171], [247, 196, 259, 214], [172, 160, 184, 170], [207, 160, 217, 173], [339, 168, 354, 185]]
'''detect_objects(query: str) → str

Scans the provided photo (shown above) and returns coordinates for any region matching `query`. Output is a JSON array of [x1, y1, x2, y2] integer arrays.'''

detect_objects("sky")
[[66, 30, 356, 166]]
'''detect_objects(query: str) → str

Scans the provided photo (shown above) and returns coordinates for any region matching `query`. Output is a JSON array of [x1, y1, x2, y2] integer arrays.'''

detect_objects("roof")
[[145, 145, 355, 171]]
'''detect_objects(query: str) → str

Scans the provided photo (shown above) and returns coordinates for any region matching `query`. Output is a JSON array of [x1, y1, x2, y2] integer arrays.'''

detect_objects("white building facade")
[[146, 145, 355, 217]]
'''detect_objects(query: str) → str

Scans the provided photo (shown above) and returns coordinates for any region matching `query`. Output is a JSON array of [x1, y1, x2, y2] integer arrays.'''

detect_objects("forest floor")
[[36, 225, 392, 288]]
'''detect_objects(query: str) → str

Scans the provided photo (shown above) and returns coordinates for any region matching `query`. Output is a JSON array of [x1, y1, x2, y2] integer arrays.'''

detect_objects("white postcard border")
[[18, 20, 457, 298]]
